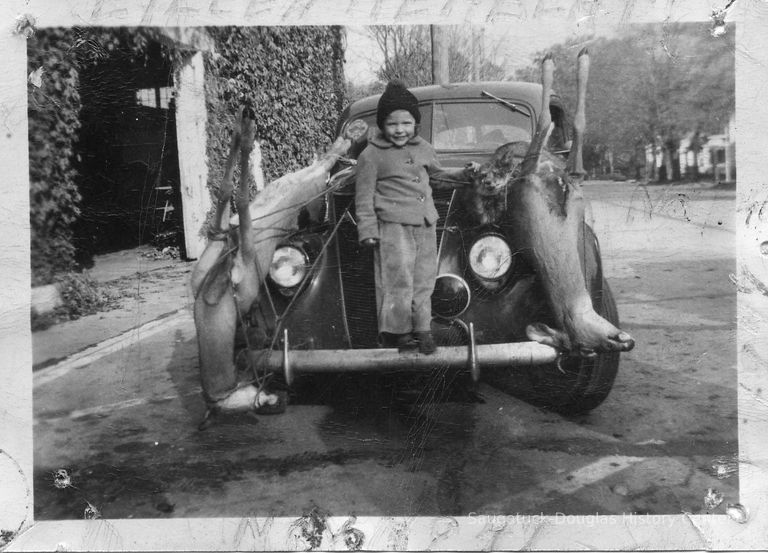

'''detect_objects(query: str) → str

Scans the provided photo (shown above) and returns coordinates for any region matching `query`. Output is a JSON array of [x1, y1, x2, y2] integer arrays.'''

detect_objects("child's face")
[[382, 110, 416, 147]]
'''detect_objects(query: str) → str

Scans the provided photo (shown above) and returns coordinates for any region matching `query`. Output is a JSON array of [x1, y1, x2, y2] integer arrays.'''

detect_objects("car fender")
[[252, 231, 351, 351]]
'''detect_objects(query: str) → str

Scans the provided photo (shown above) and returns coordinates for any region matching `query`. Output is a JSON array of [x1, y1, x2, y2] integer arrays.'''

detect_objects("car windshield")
[[432, 102, 532, 152]]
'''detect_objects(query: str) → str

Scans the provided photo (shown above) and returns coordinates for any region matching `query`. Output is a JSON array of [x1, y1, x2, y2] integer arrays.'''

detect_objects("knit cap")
[[376, 79, 421, 129]]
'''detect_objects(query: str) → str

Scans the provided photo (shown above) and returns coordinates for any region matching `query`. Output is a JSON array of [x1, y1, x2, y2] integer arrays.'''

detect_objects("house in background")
[[644, 113, 735, 183], [678, 113, 736, 182]]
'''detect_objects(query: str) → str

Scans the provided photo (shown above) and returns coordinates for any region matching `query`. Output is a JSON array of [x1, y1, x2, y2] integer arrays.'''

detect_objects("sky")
[[343, 6, 719, 86], [344, 21, 617, 85]]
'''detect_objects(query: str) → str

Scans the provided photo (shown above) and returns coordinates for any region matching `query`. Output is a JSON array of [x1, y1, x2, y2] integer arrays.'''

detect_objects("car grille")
[[336, 207, 379, 347], [334, 189, 455, 348], [432, 188, 454, 244]]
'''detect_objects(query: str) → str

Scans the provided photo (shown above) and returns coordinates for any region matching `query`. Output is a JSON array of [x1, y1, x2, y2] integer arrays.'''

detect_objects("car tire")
[[526, 279, 621, 415]]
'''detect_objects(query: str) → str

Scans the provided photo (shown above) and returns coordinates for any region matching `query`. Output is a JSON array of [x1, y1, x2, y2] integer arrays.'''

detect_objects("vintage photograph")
[[14, 4, 750, 546]]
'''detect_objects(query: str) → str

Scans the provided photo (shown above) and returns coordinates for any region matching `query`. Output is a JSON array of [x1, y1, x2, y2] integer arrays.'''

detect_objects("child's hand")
[[361, 238, 379, 248], [464, 162, 482, 176]]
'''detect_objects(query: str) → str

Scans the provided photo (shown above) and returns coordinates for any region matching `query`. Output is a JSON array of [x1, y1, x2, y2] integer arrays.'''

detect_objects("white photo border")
[[2, 0, 766, 550]]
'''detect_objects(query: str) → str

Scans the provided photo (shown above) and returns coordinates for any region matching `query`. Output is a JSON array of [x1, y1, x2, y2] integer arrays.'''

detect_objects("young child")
[[355, 80, 476, 354]]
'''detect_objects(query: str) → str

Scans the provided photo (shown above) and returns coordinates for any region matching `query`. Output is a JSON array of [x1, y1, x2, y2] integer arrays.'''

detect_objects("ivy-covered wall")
[[27, 26, 347, 286], [203, 27, 347, 199], [27, 29, 82, 286]]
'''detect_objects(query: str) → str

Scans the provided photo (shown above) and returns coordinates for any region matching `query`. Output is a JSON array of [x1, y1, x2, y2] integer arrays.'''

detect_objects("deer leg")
[[190, 120, 241, 298], [520, 53, 554, 176], [566, 48, 589, 177], [229, 106, 263, 310]]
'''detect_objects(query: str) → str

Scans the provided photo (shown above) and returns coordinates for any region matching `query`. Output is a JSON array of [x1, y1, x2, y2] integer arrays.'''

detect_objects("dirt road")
[[32, 181, 738, 520]]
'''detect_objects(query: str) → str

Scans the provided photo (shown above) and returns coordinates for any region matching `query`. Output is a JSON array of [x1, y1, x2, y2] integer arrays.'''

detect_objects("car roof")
[[346, 81, 555, 118]]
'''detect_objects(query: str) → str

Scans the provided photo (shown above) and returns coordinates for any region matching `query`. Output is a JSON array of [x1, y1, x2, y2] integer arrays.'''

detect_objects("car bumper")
[[249, 328, 559, 384]]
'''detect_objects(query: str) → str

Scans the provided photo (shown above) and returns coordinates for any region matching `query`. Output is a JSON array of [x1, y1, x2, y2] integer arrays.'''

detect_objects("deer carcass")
[[190, 107, 363, 419], [466, 49, 635, 357]]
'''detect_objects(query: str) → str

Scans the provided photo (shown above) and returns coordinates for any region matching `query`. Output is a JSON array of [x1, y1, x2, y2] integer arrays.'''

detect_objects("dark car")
[[245, 82, 621, 414]]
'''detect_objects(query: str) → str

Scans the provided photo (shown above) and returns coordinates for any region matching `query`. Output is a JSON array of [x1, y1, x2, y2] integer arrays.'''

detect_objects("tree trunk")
[[691, 149, 700, 181], [671, 148, 681, 181], [660, 146, 673, 182]]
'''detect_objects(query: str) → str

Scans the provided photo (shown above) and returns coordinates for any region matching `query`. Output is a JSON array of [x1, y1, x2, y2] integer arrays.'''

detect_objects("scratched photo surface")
[[25, 20, 740, 524]]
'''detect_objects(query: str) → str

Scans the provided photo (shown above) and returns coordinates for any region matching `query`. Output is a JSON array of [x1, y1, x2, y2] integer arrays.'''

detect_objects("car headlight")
[[269, 246, 308, 288], [468, 235, 512, 280], [432, 274, 471, 318]]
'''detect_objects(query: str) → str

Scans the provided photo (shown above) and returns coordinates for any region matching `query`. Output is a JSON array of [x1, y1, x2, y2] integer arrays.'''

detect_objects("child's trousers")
[[374, 220, 437, 334]]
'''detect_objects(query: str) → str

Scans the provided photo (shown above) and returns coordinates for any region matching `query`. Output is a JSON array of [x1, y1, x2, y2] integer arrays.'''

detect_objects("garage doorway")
[[73, 36, 185, 264]]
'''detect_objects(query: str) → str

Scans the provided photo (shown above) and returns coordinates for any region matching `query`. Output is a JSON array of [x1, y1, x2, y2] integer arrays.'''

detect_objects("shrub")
[[31, 272, 122, 331]]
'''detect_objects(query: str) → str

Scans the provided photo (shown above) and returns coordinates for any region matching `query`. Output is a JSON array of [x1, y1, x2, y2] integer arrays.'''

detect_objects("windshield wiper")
[[481, 90, 531, 117]]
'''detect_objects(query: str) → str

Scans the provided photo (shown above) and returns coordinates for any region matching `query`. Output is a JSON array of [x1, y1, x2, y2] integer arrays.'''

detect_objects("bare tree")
[[368, 25, 506, 87], [370, 26, 433, 86]]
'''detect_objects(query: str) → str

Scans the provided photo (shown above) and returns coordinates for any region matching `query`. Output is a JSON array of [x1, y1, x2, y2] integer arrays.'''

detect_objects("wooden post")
[[470, 27, 481, 82], [431, 25, 449, 85], [175, 51, 210, 260]]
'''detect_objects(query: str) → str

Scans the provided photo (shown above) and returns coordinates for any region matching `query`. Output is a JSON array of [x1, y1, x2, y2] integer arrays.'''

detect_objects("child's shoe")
[[396, 333, 419, 351], [379, 332, 398, 348], [415, 331, 437, 355], [380, 332, 418, 351]]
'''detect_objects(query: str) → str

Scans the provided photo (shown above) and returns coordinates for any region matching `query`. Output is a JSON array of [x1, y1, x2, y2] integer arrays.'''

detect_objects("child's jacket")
[[355, 132, 466, 243]]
